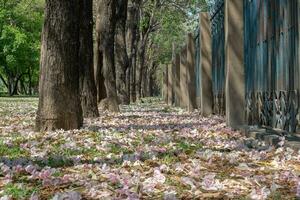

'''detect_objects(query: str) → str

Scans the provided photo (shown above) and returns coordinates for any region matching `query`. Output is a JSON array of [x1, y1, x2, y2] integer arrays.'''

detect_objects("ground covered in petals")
[[0, 97, 299, 200]]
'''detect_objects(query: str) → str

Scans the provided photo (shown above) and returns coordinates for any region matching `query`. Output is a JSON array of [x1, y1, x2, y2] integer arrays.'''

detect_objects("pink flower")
[[13, 165, 23, 173], [250, 187, 270, 200], [108, 173, 119, 184], [62, 174, 71, 183], [1, 165, 10, 175], [25, 165, 36, 174], [201, 173, 223, 191], [296, 180, 300, 197], [278, 137, 285, 147]]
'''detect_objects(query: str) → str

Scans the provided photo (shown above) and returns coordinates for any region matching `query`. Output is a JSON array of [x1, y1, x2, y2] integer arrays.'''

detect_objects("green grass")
[[34, 155, 74, 168], [143, 134, 156, 143], [108, 143, 133, 154], [176, 141, 202, 155], [4, 183, 38, 199], [0, 96, 38, 103], [0, 140, 28, 158]]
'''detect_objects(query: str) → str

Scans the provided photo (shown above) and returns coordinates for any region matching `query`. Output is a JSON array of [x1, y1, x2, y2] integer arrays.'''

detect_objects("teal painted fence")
[[244, 0, 299, 132]]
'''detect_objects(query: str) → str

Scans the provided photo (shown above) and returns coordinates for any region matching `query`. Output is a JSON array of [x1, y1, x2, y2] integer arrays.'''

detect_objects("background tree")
[[135, 0, 208, 97], [94, 0, 107, 103], [36, 0, 83, 131], [0, 0, 43, 96], [126, 0, 141, 102], [79, 0, 99, 118], [97, 0, 119, 112], [115, 0, 130, 105]]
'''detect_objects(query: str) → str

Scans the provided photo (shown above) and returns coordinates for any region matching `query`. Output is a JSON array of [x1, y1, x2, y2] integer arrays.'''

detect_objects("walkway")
[[0, 98, 299, 199]]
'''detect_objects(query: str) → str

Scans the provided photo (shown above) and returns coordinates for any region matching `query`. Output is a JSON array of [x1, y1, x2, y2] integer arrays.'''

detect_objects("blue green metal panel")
[[210, 0, 225, 115], [245, 0, 299, 132]]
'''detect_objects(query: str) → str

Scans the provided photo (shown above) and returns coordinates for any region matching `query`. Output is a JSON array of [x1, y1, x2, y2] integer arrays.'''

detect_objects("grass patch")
[[143, 135, 155, 143], [4, 183, 38, 199], [0, 141, 28, 158], [176, 141, 202, 155], [162, 107, 172, 113], [108, 143, 133, 154], [34, 155, 74, 168], [160, 153, 180, 164]]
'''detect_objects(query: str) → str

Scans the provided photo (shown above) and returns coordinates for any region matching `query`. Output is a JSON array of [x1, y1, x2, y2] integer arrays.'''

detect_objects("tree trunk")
[[127, 0, 140, 103], [115, 0, 129, 105], [11, 74, 24, 96], [97, 0, 119, 112], [36, 0, 82, 131], [94, 1, 107, 103], [136, 41, 146, 100], [142, 66, 150, 97], [79, 0, 99, 118], [28, 69, 32, 95]]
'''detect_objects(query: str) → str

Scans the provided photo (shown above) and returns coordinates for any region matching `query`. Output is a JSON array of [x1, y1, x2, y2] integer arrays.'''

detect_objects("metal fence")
[[244, 0, 299, 132], [210, 0, 225, 115]]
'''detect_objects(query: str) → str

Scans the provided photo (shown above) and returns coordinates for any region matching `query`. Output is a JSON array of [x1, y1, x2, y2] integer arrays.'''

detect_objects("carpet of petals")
[[0, 97, 299, 200]]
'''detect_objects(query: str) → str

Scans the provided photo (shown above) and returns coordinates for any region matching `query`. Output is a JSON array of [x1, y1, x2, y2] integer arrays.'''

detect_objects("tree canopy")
[[0, 0, 44, 96]]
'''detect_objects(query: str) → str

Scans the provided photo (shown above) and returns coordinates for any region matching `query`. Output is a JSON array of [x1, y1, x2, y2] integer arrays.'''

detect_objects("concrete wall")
[[180, 46, 188, 109], [199, 12, 213, 117], [174, 53, 181, 107], [167, 64, 173, 105], [225, 0, 245, 129]]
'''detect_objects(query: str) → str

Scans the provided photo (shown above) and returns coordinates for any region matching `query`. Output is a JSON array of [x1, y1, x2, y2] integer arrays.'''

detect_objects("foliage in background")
[[144, 0, 207, 92], [0, 0, 44, 96]]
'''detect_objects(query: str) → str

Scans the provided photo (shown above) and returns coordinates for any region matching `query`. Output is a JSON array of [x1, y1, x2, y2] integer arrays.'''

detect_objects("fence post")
[[224, 0, 245, 129], [174, 53, 181, 107], [180, 46, 188, 109], [199, 12, 213, 117], [187, 33, 197, 112], [162, 65, 168, 103], [167, 63, 173, 105]]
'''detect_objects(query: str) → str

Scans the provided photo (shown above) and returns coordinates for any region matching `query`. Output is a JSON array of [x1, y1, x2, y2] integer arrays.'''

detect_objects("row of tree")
[[0, 0, 44, 96], [33, 0, 207, 131]]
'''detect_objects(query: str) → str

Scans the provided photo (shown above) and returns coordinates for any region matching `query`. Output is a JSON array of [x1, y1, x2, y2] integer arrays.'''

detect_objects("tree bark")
[[127, 0, 140, 102], [115, 0, 129, 105], [94, 1, 107, 103], [136, 40, 146, 100], [97, 0, 119, 112], [79, 0, 99, 118], [28, 68, 33, 95], [36, 0, 82, 131]]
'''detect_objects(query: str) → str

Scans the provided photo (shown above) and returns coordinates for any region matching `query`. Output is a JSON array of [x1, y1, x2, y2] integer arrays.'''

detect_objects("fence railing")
[[245, 0, 299, 132], [163, 0, 299, 133], [211, 0, 225, 115]]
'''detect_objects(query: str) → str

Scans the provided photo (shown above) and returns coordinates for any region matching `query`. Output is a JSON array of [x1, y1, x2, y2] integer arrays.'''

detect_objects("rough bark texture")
[[94, 2, 107, 103], [36, 0, 82, 131], [115, 0, 129, 105], [136, 41, 146, 100], [98, 0, 119, 112], [79, 0, 99, 118], [127, 0, 140, 103]]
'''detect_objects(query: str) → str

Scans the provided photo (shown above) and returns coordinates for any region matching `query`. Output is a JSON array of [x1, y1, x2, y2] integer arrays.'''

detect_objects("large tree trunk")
[[36, 0, 82, 131], [97, 0, 119, 112], [127, 0, 140, 103], [79, 0, 99, 118], [94, 1, 107, 103], [115, 0, 129, 105]]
